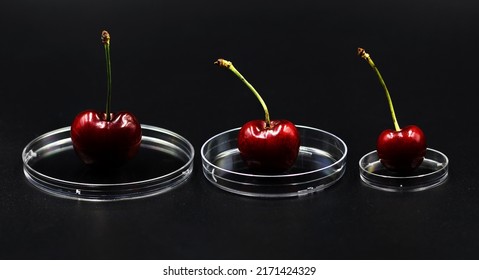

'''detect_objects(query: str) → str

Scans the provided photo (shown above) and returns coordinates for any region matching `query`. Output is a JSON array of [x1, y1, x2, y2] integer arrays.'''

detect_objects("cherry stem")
[[215, 58, 271, 128], [358, 48, 400, 132], [102, 30, 112, 122]]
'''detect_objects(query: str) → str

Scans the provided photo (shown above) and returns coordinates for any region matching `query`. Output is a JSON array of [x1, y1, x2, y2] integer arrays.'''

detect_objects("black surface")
[[1, 0, 479, 259]]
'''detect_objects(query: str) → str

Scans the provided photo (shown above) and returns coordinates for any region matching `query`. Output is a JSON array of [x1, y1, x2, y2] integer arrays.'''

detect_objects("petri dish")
[[201, 125, 347, 198], [359, 148, 449, 192], [22, 125, 194, 201]]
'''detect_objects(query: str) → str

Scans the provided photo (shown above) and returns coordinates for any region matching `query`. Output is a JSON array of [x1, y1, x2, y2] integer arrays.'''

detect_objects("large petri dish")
[[22, 125, 194, 201], [201, 125, 347, 198], [359, 148, 449, 192]]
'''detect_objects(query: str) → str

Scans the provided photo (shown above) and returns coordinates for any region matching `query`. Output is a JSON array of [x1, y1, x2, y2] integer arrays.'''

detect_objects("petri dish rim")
[[22, 124, 195, 201], [201, 125, 348, 179], [200, 125, 348, 197], [359, 148, 449, 192]]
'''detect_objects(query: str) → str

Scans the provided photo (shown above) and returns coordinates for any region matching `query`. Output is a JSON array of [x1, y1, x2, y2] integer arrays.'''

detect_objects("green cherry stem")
[[215, 58, 271, 128], [102, 30, 112, 122], [358, 48, 400, 132]]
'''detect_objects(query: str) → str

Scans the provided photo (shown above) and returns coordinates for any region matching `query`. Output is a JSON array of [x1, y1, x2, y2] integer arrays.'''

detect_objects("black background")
[[1, 0, 479, 259]]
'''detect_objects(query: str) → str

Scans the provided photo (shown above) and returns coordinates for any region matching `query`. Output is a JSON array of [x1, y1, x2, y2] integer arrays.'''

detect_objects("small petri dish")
[[201, 125, 347, 198], [22, 125, 194, 201], [359, 148, 449, 192]]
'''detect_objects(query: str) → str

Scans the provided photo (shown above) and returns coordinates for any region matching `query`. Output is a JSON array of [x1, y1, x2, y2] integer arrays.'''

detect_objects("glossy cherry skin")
[[238, 119, 300, 173], [376, 125, 426, 172], [70, 110, 142, 165]]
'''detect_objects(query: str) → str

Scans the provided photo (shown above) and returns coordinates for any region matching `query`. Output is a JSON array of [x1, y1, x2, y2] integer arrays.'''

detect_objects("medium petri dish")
[[201, 125, 347, 198], [359, 148, 448, 192], [22, 125, 194, 201]]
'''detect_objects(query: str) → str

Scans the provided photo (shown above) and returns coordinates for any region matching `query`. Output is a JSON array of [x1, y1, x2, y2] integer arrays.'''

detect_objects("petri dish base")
[[22, 125, 194, 202], [359, 148, 449, 192], [201, 125, 347, 198]]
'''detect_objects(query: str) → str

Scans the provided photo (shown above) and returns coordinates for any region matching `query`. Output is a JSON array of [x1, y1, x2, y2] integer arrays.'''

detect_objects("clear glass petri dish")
[[359, 148, 448, 192], [22, 125, 194, 201], [201, 125, 347, 198]]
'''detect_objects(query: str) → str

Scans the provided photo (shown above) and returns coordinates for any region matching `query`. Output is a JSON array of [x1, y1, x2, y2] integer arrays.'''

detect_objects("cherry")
[[71, 31, 141, 166], [377, 125, 426, 172], [71, 111, 141, 165], [215, 59, 300, 173], [358, 48, 426, 172]]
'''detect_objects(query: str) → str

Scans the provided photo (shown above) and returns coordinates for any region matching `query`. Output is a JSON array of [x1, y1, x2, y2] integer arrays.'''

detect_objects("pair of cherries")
[[214, 54, 426, 173], [70, 31, 425, 174], [70, 31, 299, 171]]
